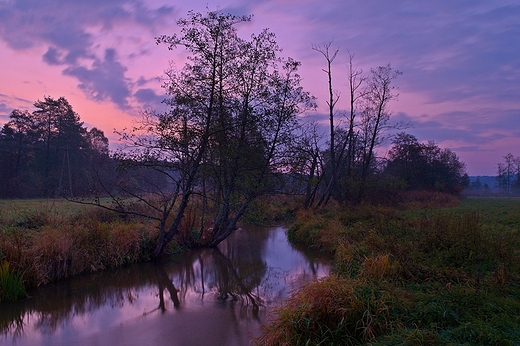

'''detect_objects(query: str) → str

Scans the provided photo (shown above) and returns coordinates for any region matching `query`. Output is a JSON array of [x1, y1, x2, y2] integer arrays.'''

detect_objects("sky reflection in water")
[[1, 226, 330, 346]]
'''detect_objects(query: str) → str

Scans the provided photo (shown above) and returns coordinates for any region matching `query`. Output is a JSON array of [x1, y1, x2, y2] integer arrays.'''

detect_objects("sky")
[[1, 0, 519, 176]]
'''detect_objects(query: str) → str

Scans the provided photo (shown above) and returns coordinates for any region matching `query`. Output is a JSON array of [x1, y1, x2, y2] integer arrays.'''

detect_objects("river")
[[0, 226, 331, 346]]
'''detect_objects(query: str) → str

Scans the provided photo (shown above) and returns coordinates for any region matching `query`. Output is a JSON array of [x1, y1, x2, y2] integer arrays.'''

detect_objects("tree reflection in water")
[[1, 227, 330, 345]]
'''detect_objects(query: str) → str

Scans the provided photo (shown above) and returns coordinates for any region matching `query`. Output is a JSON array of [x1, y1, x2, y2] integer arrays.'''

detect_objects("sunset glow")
[[1, 0, 519, 175]]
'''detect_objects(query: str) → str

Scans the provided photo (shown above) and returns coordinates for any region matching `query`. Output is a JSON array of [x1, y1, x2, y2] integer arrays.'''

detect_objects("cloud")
[[134, 88, 164, 109], [396, 108, 520, 152], [0, 0, 175, 51], [0, 0, 176, 109], [42, 47, 64, 65], [389, 107, 520, 175], [0, 102, 11, 122], [63, 49, 131, 108], [253, 1, 520, 110]]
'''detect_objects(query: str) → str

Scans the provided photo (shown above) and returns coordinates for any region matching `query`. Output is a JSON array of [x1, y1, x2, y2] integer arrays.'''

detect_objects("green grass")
[[449, 196, 520, 228], [0, 261, 27, 303], [256, 195, 520, 345], [0, 198, 115, 219]]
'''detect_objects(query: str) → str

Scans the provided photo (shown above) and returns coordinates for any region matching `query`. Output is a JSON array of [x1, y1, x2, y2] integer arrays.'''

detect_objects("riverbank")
[[0, 195, 300, 302], [1, 226, 330, 345], [255, 193, 520, 345], [0, 202, 157, 302]]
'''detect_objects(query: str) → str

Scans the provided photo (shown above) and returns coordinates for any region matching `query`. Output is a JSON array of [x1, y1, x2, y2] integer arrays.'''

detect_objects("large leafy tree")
[[385, 132, 469, 194], [0, 97, 110, 198], [112, 10, 314, 257], [32, 96, 90, 196]]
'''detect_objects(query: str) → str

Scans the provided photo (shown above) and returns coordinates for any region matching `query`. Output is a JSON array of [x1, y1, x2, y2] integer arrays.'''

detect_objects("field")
[[0, 198, 119, 224], [256, 194, 520, 345]]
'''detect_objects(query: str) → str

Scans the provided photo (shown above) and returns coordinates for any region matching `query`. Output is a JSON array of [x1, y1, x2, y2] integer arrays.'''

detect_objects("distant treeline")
[[0, 95, 471, 200], [0, 96, 113, 198], [465, 154, 520, 196]]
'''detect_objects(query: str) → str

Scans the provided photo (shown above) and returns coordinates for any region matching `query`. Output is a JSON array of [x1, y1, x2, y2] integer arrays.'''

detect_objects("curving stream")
[[1, 226, 331, 346]]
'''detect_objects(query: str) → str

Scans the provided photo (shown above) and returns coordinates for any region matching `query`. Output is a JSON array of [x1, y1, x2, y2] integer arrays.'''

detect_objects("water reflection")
[[1, 227, 330, 346]]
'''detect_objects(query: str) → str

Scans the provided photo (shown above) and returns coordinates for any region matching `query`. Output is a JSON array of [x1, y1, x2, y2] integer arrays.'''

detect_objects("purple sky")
[[1, 0, 519, 176]]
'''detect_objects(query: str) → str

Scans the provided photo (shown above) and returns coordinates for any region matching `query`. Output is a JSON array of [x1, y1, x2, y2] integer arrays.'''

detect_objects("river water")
[[0, 226, 331, 346]]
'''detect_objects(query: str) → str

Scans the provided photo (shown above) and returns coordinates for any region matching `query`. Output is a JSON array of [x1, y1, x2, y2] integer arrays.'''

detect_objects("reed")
[[0, 261, 27, 303]]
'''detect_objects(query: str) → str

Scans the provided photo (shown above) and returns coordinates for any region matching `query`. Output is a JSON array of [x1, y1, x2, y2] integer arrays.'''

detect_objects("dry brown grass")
[[398, 190, 462, 209], [359, 254, 399, 281], [255, 275, 397, 345], [0, 206, 157, 288]]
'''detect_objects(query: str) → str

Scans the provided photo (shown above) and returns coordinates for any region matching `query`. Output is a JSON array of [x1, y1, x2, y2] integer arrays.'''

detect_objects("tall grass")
[[0, 202, 157, 294], [257, 195, 520, 345], [0, 194, 299, 301], [0, 261, 27, 302]]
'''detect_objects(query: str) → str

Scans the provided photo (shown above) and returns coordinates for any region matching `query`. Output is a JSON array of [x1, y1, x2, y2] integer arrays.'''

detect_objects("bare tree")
[[359, 65, 402, 182], [312, 42, 340, 206], [287, 122, 324, 209], [497, 153, 519, 195], [344, 51, 366, 179], [321, 50, 366, 204]]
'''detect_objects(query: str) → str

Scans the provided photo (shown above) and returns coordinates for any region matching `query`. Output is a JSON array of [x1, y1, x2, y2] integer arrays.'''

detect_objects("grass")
[[0, 198, 106, 218], [256, 193, 520, 345], [0, 261, 27, 302], [0, 194, 299, 303], [0, 199, 157, 301]]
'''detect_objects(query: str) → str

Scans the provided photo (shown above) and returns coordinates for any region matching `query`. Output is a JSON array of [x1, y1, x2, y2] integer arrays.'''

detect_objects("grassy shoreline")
[[255, 194, 520, 345], [0, 199, 158, 302], [0, 195, 299, 303], [2, 195, 520, 344]]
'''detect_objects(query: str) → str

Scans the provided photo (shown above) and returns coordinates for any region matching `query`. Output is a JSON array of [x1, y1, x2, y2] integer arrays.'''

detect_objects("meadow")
[[256, 193, 520, 345]]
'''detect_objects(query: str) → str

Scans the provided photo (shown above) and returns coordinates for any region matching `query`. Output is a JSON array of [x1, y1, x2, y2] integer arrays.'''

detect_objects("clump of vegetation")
[[0, 261, 27, 303], [0, 200, 157, 294], [257, 275, 405, 345], [257, 196, 520, 345]]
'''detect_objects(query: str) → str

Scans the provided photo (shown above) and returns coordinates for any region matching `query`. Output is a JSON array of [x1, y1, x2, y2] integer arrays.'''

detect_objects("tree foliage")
[[385, 132, 469, 194], [111, 10, 315, 256], [0, 97, 110, 198]]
